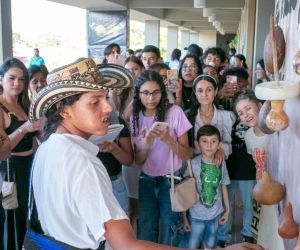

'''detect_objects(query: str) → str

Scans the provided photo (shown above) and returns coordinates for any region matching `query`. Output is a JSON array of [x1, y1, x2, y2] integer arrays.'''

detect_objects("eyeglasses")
[[182, 64, 198, 71], [139, 90, 162, 98]]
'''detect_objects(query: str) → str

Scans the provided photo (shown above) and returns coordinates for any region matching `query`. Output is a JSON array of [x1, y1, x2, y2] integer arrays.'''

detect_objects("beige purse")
[[2, 159, 18, 210], [169, 150, 199, 212]]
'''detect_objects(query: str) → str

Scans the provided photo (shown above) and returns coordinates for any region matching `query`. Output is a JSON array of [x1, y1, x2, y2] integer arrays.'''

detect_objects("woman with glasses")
[[149, 63, 182, 106], [179, 54, 202, 110], [186, 74, 235, 164], [130, 70, 192, 246]]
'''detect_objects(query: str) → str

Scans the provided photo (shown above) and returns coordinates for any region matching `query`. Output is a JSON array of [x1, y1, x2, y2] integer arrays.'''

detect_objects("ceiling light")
[[203, 8, 213, 17], [208, 14, 216, 22], [194, 0, 206, 8]]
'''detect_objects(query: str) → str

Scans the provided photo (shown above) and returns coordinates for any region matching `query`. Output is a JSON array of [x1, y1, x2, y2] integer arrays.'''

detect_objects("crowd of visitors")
[[0, 42, 269, 250]]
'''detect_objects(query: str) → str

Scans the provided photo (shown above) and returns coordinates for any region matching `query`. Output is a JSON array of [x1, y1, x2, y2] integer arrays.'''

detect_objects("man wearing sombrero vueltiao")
[[25, 58, 264, 250]]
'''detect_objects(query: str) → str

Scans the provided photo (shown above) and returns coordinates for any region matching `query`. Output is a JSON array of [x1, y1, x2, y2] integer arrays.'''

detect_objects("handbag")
[[169, 150, 199, 212], [2, 159, 18, 210]]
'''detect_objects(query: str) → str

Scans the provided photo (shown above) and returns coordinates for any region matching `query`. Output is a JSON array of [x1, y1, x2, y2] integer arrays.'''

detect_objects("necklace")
[[199, 108, 214, 118], [199, 108, 214, 125]]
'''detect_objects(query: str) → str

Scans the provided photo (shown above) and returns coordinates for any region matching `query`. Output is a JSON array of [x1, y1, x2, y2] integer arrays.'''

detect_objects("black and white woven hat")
[[29, 58, 133, 121]]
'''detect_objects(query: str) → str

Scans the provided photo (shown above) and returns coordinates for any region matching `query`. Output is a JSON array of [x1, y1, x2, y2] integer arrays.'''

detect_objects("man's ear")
[[57, 103, 71, 119], [218, 142, 223, 149]]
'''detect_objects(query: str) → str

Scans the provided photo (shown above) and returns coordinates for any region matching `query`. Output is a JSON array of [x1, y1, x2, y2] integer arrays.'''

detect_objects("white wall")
[[198, 30, 217, 51]]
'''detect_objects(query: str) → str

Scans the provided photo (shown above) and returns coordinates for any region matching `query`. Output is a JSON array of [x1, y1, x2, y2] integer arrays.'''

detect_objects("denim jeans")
[[188, 215, 220, 249], [137, 174, 181, 246], [217, 180, 256, 242], [112, 175, 130, 216]]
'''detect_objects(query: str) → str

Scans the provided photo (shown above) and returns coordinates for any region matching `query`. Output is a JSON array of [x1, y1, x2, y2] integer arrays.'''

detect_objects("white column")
[[0, 0, 13, 63], [199, 30, 217, 51], [189, 32, 199, 45], [145, 20, 160, 47], [167, 26, 178, 60], [180, 30, 190, 52]]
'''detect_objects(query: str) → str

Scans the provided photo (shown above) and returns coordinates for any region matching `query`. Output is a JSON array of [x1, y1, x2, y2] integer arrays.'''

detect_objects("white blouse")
[[194, 105, 236, 159]]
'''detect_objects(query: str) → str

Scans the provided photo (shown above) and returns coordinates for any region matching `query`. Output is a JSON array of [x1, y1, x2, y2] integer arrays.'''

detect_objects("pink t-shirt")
[[130, 105, 192, 176]]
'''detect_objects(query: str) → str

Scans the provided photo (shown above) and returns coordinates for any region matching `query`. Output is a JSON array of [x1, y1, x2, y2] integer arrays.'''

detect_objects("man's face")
[[204, 53, 222, 70], [142, 52, 158, 70], [34, 49, 39, 56]]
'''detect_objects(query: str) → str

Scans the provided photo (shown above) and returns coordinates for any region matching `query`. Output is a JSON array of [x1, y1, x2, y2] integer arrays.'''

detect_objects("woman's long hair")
[[179, 54, 203, 84], [132, 70, 171, 136], [256, 59, 270, 84], [234, 54, 248, 69], [186, 74, 218, 147], [0, 57, 30, 114], [43, 94, 82, 140]]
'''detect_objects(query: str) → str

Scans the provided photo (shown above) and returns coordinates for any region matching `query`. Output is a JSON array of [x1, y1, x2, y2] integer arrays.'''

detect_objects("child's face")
[[235, 98, 260, 127], [139, 80, 162, 112], [196, 135, 220, 159]]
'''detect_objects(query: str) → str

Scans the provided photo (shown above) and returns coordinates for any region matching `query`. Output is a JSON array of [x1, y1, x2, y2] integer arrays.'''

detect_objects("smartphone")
[[167, 70, 178, 85], [226, 75, 237, 84], [167, 69, 178, 92], [150, 122, 168, 131]]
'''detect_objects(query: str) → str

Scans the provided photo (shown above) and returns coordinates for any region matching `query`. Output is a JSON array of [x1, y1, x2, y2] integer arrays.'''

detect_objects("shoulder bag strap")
[[186, 159, 193, 178], [6, 158, 10, 182]]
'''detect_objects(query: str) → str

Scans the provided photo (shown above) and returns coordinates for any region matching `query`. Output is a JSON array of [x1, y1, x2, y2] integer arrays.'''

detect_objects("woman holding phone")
[[130, 70, 191, 246], [186, 74, 235, 164]]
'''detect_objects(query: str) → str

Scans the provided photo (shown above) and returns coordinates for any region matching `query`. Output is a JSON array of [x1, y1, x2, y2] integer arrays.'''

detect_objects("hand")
[[174, 79, 183, 96], [140, 127, 155, 149], [224, 243, 265, 250], [182, 216, 191, 232], [22, 119, 42, 133], [219, 210, 229, 225], [219, 82, 238, 99], [150, 126, 171, 144], [98, 141, 117, 153], [213, 148, 225, 166]]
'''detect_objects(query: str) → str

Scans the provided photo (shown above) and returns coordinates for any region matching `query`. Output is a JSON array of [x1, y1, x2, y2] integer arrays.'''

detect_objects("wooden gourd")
[[258, 100, 275, 134], [264, 25, 285, 74], [252, 171, 285, 205], [278, 202, 299, 239], [266, 100, 289, 131]]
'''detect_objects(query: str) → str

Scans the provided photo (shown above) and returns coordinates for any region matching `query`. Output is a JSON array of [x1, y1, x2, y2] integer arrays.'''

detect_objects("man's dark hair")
[[229, 48, 236, 55], [142, 45, 160, 59], [127, 49, 134, 56], [196, 125, 221, 142], [219, 67, 249, 87], [203, 47, 226, 63]]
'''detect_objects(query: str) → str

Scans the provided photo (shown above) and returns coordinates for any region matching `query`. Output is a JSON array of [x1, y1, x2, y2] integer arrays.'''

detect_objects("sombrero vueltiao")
[[29, 58, 133, 121]]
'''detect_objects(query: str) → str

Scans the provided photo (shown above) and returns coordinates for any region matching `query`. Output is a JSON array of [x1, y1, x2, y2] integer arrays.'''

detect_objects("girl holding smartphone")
[[130, 70, 191, 246]]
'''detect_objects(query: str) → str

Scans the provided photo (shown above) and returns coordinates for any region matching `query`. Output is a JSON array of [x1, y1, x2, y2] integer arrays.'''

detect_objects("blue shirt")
[[28, 56, 45, 67]]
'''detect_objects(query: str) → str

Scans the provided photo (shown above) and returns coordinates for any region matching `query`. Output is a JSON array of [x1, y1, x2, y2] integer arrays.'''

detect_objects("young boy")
[[183, 125, 230, 249]]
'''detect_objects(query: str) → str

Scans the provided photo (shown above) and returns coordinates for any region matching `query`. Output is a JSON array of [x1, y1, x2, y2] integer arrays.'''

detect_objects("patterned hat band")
[[29, 58, 133, 121]]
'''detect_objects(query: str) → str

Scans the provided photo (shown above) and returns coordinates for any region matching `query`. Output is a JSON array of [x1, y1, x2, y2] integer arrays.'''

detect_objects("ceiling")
[[47, 0, 245, 34]]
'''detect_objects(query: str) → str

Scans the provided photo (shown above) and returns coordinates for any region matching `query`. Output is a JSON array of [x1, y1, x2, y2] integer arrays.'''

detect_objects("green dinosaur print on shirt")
[[200, 161, 222, 207]]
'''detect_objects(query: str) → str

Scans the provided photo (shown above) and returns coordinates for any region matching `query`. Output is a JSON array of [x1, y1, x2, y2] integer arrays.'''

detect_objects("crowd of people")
[[0, 44, 271, 250]]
